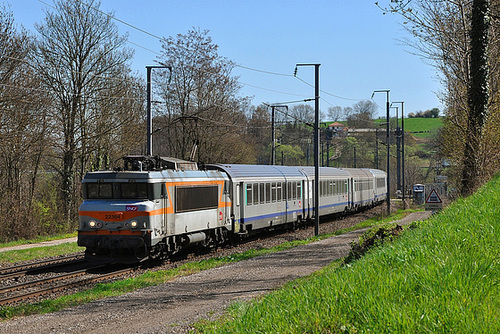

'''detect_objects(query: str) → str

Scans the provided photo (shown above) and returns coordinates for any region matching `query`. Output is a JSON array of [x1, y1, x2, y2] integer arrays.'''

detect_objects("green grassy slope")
[[199, 173, 500, 333], [373, 117, 443, 139], [403, 117, 443, 138]]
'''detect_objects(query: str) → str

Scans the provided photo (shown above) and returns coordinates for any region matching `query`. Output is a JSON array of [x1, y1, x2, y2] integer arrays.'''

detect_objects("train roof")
[[340, 168, 373, 178], [82, 169, 225, 182], [365, 168, 387, 177], [299, 166, 351, 178], [206, 164, 305, 180]]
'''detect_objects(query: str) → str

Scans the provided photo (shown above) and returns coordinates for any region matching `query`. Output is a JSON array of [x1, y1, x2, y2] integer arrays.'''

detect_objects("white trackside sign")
[[425, 189, 443, 211]]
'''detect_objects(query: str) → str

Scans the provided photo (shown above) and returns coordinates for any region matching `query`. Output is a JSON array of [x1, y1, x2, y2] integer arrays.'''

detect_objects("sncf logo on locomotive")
[[126, 205, 139, 212]]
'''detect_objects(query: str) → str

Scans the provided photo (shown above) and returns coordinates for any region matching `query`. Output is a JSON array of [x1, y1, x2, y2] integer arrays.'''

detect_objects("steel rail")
[[0, 266, 135, 306], [0, 254, 84, 279]]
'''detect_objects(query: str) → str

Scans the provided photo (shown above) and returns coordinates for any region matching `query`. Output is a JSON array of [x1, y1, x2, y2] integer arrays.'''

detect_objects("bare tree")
[[347, 100, 377, 128], [0, 6, 51, 240], [32, 0, 135, 225], [247, 105, 270, 164], [289, 104, 314, 126], [154, 28, 252, 163], [382, 0, 498, 195], [327, 106, 343, 122]]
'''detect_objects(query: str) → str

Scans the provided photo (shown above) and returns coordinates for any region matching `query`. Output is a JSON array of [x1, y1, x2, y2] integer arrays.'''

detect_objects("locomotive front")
[[78, 171, 165, 263]]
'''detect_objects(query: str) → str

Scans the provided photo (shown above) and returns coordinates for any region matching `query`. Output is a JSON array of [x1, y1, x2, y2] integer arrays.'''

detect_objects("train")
[[77, 155, 387, 263]]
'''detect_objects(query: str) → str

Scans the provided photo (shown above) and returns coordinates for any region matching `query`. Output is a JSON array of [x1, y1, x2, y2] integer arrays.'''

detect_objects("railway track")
[[0, 206, 388, 308], [0, 254, 85, 280], [0, 256, 137, 306]]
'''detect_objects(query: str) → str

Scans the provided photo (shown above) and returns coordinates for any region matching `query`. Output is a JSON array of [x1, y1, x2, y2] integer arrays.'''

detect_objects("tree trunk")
[[462, 0, 490, 196]]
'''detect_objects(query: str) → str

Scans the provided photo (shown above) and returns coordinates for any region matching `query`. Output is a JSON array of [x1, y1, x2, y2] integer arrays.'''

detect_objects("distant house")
[[328, 122, 348, 137]]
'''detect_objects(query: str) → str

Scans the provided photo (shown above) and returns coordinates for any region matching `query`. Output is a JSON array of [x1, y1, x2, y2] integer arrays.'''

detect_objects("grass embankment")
[[197, 174, 500, 333], [0, 210, 410, 320]]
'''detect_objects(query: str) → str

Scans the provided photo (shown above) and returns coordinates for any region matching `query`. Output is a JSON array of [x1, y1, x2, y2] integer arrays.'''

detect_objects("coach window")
[[297, 182, 301, 199], [277, 182, 282, 202], [253, 183, 259, 205], [287, 182, 291, 201], [235, 184, 240, 206], [265, 183, 271, 203], [271, 182, 277, 202], [246, 184, 252, 206], [260, 183, 265, 204]]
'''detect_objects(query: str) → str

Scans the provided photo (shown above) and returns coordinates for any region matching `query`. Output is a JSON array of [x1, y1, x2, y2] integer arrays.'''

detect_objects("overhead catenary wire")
[[30, 0, 379, 111], [66, 0, 373, 106]]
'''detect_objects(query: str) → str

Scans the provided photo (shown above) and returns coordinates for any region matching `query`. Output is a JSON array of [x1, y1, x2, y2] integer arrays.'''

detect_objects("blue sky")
[[7, 0, 443, 119]]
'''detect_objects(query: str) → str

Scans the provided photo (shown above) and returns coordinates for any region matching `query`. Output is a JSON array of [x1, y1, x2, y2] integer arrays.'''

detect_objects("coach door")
[[301, 180, 308, 219], [349, 178, 354, 210], [161, 183, 170, 234], [233, 182, 244, 233], [221, 180, 230, 228]]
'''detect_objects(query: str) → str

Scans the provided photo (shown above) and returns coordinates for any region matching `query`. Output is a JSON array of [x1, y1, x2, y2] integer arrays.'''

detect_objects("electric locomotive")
[[78, 156, 232, 263]]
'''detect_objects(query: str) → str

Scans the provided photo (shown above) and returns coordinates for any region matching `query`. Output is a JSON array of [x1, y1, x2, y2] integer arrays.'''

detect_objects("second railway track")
[[0, 254, 85, 280], [0, 262, 137, 306]]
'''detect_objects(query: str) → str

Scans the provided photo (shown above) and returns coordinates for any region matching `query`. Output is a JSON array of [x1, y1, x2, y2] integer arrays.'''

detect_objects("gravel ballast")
[[0, 211, 431, 334]]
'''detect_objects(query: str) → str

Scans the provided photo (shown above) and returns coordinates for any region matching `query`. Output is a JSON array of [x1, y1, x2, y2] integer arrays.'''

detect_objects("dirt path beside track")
[[0, 211, 431, 334], [0, 238, 77, 253]]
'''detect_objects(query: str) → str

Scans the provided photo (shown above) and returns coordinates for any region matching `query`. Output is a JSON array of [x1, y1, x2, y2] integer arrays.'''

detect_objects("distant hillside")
[[403, 117, 443, 138], [373, 117, 443, 139]]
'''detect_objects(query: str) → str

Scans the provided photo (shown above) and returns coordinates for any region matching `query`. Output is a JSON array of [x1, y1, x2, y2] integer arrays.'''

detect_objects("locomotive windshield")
[[84, 182, 155, 200], [87, 183, 113, 199]]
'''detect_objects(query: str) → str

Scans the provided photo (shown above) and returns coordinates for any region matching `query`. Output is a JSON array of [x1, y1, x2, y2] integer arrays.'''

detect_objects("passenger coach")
[[207, 164, 306, 234]]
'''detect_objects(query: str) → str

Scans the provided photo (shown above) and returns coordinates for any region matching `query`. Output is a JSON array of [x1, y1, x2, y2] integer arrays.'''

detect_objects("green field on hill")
[[373, 117, 443, 139], [335, 117, 443, 139], [198, 173, 500, 333], [403, 117, 443, 138]]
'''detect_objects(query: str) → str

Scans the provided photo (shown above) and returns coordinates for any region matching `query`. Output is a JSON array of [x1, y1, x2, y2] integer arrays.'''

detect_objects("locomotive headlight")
[[88, 220, 102, 228], [130, 220, 138, 228]]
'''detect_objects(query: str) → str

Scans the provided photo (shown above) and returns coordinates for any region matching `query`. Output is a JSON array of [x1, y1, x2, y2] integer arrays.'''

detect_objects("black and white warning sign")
[[425, 189, 443, 210]]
